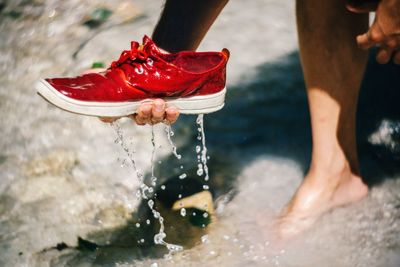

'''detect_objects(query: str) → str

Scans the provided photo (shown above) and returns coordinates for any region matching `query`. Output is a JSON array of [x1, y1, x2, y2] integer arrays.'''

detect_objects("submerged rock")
[[24, 150, 78, 177]]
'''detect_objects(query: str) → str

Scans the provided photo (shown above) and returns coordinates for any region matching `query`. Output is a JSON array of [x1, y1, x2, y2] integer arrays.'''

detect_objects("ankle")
[[309, 148, 352, 178]]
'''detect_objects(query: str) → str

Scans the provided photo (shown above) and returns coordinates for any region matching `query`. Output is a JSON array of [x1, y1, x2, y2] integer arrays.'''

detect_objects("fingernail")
[[155, 100, 164, 112], [166, 107, 176, 115], [142, 104, 152, 112]]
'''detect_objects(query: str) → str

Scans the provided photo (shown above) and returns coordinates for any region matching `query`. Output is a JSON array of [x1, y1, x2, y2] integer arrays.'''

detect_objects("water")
[[111, 121, 183, 255], [196, 114, 210, 183], [0, 0, 399, 266]]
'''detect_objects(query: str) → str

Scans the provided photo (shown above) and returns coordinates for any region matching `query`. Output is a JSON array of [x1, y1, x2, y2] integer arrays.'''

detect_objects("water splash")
[[196, 114, 210, 183], [150, 126, 157, 186], [111, 122, 182, 254], [111, 122, 149, 198], [164, 125, 182, 159], [180, 208, 186, 217]]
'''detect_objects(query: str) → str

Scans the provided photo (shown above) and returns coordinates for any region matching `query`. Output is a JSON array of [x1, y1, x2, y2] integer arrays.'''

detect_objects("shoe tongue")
[[142, 35, 153, 45], [142, 35, 158, 52]]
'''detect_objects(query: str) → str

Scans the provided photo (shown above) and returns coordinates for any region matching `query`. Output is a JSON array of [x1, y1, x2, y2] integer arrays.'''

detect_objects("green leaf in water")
[[91, 62, 105, 69], [4, 10, 23, 19], [83, 8, 113, 28]]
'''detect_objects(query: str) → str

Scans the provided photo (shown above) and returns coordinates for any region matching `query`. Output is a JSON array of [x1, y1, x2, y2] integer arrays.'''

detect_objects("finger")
[[369, 23, 386, 44], [357, 32, 374, 49], [385, 37, 398, 49], [151, 99, 166, 124], [357, 23, 387, 49], [394, 50, 400, 64], [376, 47, 393, 64], [130, 114, 146, 126], [99, 117, 119, 123], [165, 107, 180, 124], [135, 104, 152, 125]]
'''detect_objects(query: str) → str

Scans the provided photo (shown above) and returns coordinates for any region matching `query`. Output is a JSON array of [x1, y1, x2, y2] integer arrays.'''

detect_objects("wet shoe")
[[36, 35, 229, 116]]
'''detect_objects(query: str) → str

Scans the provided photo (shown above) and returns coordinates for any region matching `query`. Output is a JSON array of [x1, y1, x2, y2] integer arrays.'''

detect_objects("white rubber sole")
[[35, 79, 226, 117]]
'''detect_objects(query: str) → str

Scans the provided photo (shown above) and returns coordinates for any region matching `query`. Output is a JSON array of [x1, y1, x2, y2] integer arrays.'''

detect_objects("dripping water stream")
[[111, 121, 183, 255]]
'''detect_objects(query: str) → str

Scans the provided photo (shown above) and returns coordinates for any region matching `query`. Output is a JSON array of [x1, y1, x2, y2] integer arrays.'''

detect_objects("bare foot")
[[276, 160, 368, 239]]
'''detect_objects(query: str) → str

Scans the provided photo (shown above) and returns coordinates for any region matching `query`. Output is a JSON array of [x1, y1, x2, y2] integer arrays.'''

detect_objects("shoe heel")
[[197, 68, 227, 95]]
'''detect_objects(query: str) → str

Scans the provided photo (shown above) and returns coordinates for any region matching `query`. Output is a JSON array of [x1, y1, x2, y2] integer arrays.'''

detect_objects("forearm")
[[152, 0, 229, 52]]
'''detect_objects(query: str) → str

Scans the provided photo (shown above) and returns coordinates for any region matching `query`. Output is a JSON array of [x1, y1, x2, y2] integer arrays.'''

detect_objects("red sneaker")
[[36, 35, 229, 116]]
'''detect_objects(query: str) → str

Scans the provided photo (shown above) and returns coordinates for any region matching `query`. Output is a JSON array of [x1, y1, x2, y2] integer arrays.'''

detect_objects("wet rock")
[[0, 154, 6, 165], [93, 203, 132, 228], [24, 150, 78, 177], [9, 175, 77, 203]]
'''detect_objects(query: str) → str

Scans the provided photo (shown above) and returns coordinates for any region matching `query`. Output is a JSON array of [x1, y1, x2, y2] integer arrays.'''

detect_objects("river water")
[[0, 0, 399, 266]]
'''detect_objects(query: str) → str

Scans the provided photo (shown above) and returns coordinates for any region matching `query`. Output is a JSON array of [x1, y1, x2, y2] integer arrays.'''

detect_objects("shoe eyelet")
[[135, 67, 144, 74], [147, 58, 153, 66]]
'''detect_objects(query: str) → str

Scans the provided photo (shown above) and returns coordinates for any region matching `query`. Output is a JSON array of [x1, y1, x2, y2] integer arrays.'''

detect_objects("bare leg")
[[278, 0, 370, 237], [152, 0, 229, 52]]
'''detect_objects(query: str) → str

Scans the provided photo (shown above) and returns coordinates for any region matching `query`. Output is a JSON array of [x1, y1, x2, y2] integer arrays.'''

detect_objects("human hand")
[[82, 68, 180, 125], [348, 0, 400, 64]]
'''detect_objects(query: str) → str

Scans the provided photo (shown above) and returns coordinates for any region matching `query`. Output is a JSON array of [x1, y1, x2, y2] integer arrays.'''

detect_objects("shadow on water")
[[357, 50, 400, 183], [38, 50, 400, 265]]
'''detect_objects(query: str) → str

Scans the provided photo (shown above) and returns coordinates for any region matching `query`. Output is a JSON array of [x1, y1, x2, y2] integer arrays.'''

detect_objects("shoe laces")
[[110, 41, 149, 69]]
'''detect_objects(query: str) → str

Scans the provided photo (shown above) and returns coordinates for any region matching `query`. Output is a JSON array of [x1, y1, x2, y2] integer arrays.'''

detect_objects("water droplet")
[[178, 194, 182, 199], [179, 173, 187, 179], [203, 212, 209, 218], [180, 208, 186, 217], [161, 185, 166, 190], [154, 232, 166, 244], [197, 168, 204, 176], [203, 185, 209, 190], [136, 223, 141, 228], [165, 125, 182, 159], [196, 145, 201, 153], [111, 122, 182, 254], [201, 235, 209, 243]]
